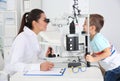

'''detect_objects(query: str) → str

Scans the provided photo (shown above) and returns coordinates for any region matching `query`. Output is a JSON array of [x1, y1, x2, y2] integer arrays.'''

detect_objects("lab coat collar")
[[23, 26, 41, 54], [23, 26, 37, 37]]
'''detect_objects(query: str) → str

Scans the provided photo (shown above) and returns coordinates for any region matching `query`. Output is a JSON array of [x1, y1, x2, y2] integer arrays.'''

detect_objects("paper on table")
[[24, 68, 66, 76]]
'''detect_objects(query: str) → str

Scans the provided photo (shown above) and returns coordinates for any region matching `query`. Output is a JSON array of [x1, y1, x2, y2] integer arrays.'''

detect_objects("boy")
[[83, 14, 120, 81]]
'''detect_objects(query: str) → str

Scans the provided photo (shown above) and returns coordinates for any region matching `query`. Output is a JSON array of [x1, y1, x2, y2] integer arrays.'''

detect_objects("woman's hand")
[[40, 61, 54, 71]]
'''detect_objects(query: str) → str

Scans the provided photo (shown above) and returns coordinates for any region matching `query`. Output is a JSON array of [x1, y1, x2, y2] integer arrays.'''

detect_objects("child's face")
[[83, 19, 90, 33], [83, 19, 96, 35]]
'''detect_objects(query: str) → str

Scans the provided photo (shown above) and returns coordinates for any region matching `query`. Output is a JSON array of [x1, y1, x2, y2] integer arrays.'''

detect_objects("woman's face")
[[33, 13, 48, 34]]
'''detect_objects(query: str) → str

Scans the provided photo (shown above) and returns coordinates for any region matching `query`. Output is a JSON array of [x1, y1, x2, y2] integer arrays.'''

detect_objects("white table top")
[[10, 67, 103, 81]]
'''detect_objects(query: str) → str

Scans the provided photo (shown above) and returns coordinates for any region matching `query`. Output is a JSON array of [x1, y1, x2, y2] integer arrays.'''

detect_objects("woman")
[[4, 9, 54, 75]]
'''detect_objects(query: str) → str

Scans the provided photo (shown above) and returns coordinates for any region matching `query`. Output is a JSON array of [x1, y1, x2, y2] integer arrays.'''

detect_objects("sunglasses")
[[44, 18, 50, 23]]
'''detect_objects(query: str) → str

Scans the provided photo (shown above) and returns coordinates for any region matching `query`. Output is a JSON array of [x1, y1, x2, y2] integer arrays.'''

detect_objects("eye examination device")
[[45, 0, 91, 68], [65, 0, 90, 67]]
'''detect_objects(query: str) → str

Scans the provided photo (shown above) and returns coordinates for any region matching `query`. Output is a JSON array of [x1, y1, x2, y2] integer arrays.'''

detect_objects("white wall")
[[41, 0, 120, 52], [41, 0, 71, 18], [89, 0, 120, 52], [30, 0, 42, 10], [41, 0, 89, 18]]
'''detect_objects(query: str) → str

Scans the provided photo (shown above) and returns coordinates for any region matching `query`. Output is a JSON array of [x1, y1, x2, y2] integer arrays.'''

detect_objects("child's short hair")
[[90, 14, 104, 32]]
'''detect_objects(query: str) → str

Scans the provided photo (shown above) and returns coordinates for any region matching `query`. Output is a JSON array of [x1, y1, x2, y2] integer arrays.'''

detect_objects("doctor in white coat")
[[4, 9, 54, 75]]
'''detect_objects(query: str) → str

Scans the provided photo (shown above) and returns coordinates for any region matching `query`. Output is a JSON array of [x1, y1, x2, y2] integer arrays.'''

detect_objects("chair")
[[0, 49, 10, 81], [0, 49, 4, 70]]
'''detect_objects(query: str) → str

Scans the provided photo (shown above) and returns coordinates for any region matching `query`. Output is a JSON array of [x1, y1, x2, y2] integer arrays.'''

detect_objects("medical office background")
[[0, 0, 120, 70]]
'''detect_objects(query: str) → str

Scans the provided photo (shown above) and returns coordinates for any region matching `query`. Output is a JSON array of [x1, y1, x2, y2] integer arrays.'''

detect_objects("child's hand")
[[85, 55, 95, 62]]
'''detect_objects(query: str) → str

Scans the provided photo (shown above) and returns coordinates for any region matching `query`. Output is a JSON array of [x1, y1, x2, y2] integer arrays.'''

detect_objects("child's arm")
[[86, 47, 111, 62]]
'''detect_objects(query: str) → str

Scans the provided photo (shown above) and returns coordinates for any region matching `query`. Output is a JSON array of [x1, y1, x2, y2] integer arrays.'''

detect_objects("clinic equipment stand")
[[85, 35, 90, 67]]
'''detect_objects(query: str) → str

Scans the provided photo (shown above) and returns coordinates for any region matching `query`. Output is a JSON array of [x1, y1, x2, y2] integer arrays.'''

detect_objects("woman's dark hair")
[[18, 9, 44, 35], [89, 14, 104, 32]]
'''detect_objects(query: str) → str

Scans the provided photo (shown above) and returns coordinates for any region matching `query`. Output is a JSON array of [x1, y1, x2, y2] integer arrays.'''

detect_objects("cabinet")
[[0, 0, 42, 60], [0, 11, 18, 60]]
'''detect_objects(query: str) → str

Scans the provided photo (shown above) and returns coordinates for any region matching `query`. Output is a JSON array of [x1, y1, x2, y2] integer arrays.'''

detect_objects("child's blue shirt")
[[90, 33, 120, 71], [90, 33, 110, 53]]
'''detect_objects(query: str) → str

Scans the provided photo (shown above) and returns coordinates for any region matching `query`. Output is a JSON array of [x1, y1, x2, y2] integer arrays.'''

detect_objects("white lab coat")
[[4, 26, 45, 75]]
